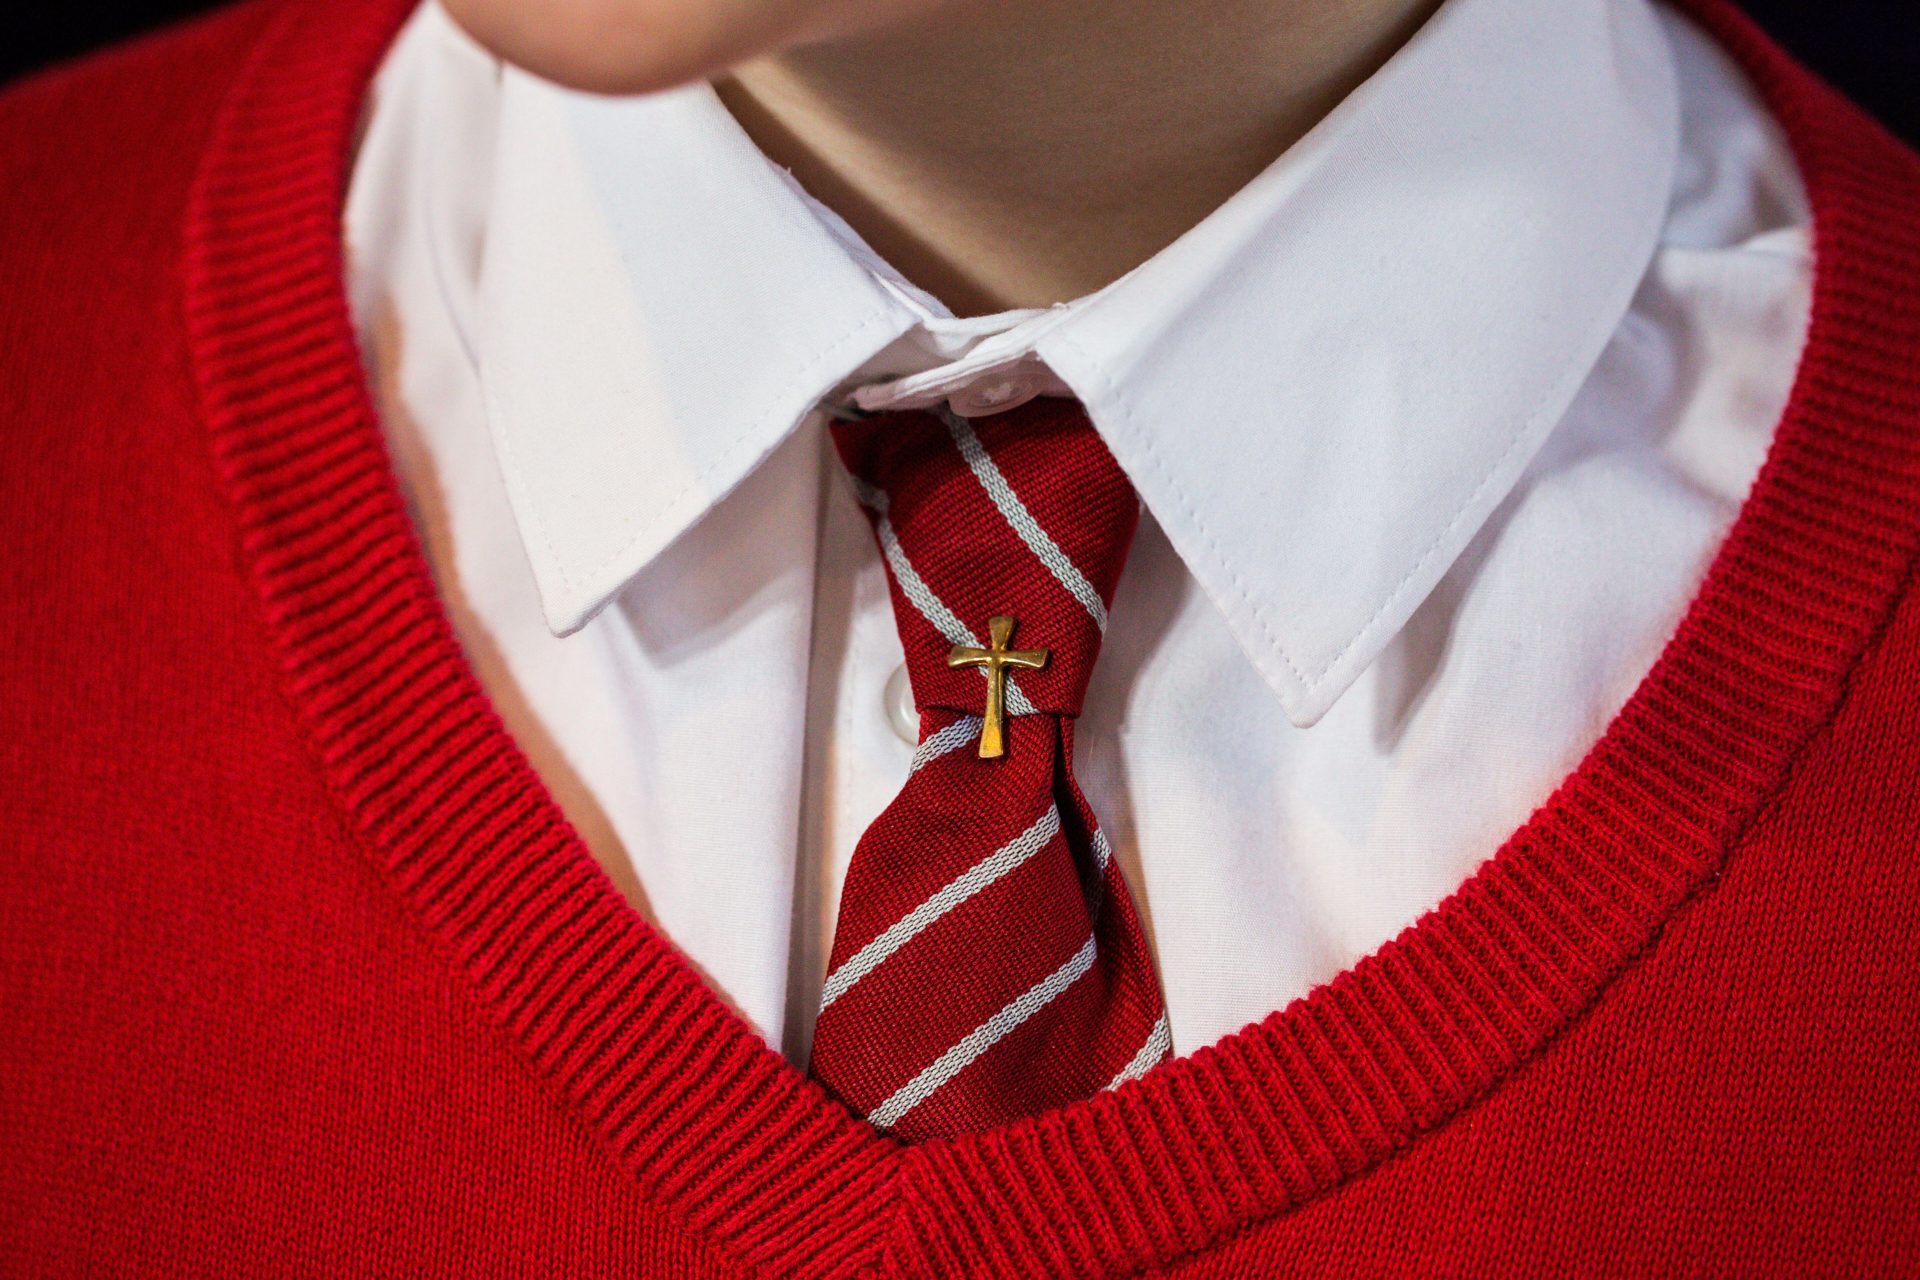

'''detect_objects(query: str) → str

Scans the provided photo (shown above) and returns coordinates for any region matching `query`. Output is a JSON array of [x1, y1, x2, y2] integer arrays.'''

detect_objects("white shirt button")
[[884, 663, 918, 744], [947, 370, 1039, 418]]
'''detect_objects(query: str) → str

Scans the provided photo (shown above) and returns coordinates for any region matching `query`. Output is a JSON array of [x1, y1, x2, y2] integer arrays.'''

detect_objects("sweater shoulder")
[[0, 1, 288, 304], [0, 4, 302, 723], [0, 0, 286, 137], [0, 0, 295, 452]]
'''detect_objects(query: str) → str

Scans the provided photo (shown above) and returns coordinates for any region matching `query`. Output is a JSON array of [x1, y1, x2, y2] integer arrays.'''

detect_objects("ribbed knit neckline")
[[182, 2, 1920, 1275]]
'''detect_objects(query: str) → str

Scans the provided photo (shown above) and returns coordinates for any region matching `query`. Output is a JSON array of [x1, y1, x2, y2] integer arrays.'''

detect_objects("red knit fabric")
[[1, 0, 1918, 1275]]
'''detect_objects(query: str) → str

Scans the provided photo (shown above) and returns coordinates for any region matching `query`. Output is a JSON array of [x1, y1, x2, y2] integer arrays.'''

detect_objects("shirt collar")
[[470, 0, 1678, 726]]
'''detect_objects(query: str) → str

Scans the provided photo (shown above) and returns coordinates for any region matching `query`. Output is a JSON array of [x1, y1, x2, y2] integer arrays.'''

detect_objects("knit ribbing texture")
[[0, 0, 1914, 1274]]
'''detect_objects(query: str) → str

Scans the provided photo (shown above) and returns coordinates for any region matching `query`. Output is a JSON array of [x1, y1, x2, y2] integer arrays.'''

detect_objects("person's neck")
[[714, 0, 1442, 316]]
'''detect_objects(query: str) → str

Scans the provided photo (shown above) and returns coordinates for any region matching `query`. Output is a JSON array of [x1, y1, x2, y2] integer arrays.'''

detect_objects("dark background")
[[4, 0, 1917, 144]]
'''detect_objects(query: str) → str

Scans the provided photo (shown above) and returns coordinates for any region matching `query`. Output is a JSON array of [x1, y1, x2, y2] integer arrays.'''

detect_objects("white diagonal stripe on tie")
[[819, 805, 1062, 1012], [867, 933, 1099, 1130], [910, 716, 983, 773], [844, 470, 889, 514], [1085, 824, 1114, 916], [872, 510, 974, 649], [941, 407, 1110, 632], [1104, 1013, 1172, 1091], [852, 478, 1039, 717]]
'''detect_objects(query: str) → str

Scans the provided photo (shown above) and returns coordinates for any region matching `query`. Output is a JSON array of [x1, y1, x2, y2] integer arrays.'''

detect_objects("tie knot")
[[832, 399, 1138, 722]]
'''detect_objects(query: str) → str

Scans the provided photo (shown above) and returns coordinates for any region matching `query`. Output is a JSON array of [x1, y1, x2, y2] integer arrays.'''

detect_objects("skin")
[[440, 0, 1442, 312]]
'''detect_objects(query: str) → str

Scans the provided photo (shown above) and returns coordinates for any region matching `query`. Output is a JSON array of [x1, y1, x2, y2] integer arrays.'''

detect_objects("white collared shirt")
[[345, 0, 1811, 1060]]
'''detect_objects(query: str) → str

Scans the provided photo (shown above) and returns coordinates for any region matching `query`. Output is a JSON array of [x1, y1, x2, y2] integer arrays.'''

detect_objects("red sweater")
[[3, 0, 1919, 1274]]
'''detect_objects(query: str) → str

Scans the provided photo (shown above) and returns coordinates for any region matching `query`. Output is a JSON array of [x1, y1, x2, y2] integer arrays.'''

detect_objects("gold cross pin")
[[947, 615, 1049, 759]]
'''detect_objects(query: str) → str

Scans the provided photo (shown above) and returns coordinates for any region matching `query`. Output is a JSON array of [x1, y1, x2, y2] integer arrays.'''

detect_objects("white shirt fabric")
[[344, 0, 1812, 1063]]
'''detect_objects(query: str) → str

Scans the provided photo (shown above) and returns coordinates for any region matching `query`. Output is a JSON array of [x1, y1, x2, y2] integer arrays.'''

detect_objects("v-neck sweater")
[[1, 0, 1918, 1275]]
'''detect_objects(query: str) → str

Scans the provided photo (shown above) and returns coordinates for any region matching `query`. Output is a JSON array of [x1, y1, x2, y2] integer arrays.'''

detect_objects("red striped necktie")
[[809, 398, 1171, 1141]]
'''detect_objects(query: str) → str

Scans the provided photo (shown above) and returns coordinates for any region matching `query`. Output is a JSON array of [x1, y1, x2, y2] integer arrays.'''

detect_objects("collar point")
[[531, 572, 615, 640], [1238, 623, 1379, 730], [1276, 682, 1340, 731]]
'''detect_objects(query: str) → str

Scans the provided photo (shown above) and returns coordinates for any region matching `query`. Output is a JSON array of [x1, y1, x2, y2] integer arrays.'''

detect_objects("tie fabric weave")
[[808, 397, 1171, 1141]]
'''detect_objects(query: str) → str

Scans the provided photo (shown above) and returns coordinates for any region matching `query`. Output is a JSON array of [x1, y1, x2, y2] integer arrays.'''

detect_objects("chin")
[[438, 0, 947, 95]]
